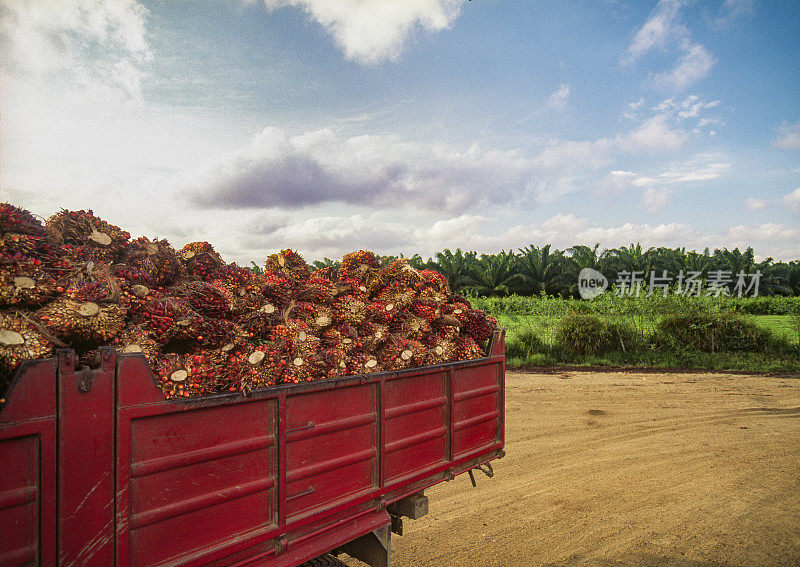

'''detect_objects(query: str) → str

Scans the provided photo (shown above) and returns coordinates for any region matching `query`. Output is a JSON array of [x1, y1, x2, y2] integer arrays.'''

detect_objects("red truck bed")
[[0, 331, 505, 566]]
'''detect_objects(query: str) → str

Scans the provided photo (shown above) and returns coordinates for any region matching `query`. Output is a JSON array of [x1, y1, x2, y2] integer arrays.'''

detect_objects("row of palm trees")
[[311, 245, 800, 297]]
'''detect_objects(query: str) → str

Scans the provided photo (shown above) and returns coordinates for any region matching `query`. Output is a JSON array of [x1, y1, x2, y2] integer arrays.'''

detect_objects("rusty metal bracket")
[[467, 462, 494, 487]]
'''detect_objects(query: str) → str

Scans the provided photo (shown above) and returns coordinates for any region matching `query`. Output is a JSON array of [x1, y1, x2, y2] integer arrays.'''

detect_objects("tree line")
[[308, 244, 800, 297]]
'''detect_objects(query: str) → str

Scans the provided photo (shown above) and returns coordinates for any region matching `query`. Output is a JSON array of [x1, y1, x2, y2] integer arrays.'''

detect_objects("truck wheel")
[[299, 553, 350, 566]]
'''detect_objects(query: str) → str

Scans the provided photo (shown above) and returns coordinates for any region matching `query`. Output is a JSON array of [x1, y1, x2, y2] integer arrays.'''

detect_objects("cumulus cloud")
[[186, 126, 540, 212], [772, 121, 800, 151], [784, 188, 800, 211], [259, 0, 464, 65], [618, 114, 688, 153]]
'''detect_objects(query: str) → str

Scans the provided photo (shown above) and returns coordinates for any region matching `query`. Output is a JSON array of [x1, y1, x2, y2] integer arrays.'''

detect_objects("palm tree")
[[462, 251, 525, 297], [517, 244, 567, 295], [431, 248, 476, 293]]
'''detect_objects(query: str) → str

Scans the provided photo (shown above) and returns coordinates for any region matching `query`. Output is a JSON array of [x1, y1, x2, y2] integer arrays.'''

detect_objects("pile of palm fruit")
[[0, 203, 497, 400]]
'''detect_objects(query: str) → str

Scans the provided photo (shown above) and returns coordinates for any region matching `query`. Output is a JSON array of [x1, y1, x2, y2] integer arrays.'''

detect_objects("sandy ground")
[[343, 369, 800, 566]]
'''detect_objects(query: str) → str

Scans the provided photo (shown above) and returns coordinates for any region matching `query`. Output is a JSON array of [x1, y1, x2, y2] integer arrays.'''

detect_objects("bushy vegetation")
[[477, 294, 800, 372]]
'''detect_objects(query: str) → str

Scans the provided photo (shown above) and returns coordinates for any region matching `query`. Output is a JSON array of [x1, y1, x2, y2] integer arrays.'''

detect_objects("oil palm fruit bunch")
[[122, 237, 185, 287], [320, 347, 348, 378], [296, 275, 337, 305], [331, 295, 368, 325], [155, 351, 221, 399], [461, 309, 498, 343], [282, 351, 323, 383], [179, 241, 225, 280], [36, 297, 125, 344], [115, 324, 162, 362], [180, 281, 232, 319], [409, 298, 440, 322], [454, 336, 484, 360], [417, 269, 449, 293], [425, 338, 456, 366], [392, 314, 432, 342], [375, 281, 416, 310], [340, 250, 382, 292], [260, 271, 293, 308], [381, 259, 423, 289], [236, 301, 280, 339], [265, 249, 310, 281], [380, 338, 425, 371], [0, 311, 55, 382], [346, 352, 381, 376], [63, 262, 122, 305], [132, 295, 194, 343], [0, 262, 58, 308], [0, 203, 46, 237], [46, 209, 130, 264], [209, 264, 264, 314]]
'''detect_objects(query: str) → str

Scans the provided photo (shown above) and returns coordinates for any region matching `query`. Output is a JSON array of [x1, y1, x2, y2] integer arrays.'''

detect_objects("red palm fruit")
[[0, 264, 58, 308], [380, 337, 425, 371], [454, 336, 485, 360], [210, 264, 264, 314], [312, 266, 338, 280], [115, 324, 162, 363], [226, 343, 284, 392], [461, 309, 498, 343], [444, 301, 472, 324], [366, 299, 398, 324], [392, 314, 432, 341], [296, 275, 336, 305], [346, 352, 381, 376], [375, 281, 416, 309], [154, 351, 220, 399], [0, 203, 46, 236], [335, 276, 369, 298], [410, 299, 440, 322], [0, 311, 54, 379], [236, 301, 280, 339], [36, 298, 125, 343], [381, 259, 423, 288], [45, 209, 130, 263], [424, 339, 456, 365], [340, 250, 382, 289], [320, 347, 348, 379], [358, 322, 389, 350], [417, 269, 450, 293], [179, 241, 225, 280], [131, 295, 193, 343], [180, 281, 232, 319], [260, 271, 293, 307], [331, 296, 367, 325], [122, 237, 185, 286], [282, 353, 320, 384], [265, 249, 310, 280]]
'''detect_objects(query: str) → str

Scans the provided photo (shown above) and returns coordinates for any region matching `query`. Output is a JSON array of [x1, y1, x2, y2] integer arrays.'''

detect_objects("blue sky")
[[1, 0, 798, 264]]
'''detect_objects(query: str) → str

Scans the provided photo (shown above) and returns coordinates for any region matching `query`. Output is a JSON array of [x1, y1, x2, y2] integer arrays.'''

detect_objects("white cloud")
[[0, 0, 151, 100], [642, 186, 672, 212], [618, 114, 688, 153], [546, 84, 570, 111], [622, 1, 714, 92], [259, 0, 465, 65], [772, 121, 800, 151], [715, 0, 756, 27], [784, 188, 800, 211], [622, 0, 686, 65], [653, 42, 715, 92], [744, 198, 769, 211]]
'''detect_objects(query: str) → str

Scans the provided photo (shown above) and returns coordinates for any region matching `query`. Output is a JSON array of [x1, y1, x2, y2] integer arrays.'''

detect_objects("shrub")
[[654, 311, 774, 352], [555, 313, 635, 355], [506, 328, 544, 359]]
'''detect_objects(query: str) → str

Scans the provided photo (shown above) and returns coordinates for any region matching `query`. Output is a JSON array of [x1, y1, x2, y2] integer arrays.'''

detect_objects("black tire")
[[299, 553, 350, 566]]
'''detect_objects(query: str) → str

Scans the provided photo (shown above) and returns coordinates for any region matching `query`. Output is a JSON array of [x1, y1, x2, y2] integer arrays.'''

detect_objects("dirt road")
[[346, 370, 800, 566]]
